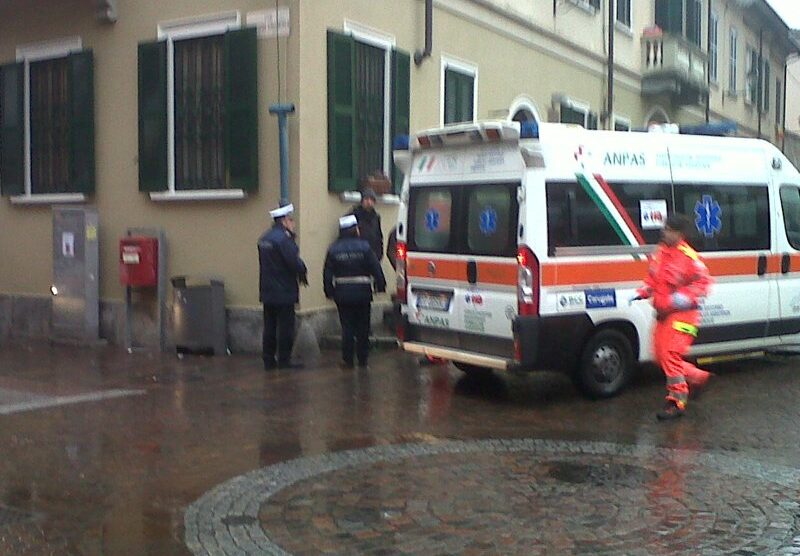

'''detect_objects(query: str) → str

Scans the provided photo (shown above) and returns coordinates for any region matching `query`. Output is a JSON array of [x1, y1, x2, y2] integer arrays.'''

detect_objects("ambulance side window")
[[674, 184, 770, 251], [409, 188, 454, 252], [606, 182, 673, 245], [779, 186, 800, 250], [546, 180, 638, 250]]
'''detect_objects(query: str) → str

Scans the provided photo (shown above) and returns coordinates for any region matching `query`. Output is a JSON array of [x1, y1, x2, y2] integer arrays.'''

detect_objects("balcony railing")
[[641, 29, 708, 105]]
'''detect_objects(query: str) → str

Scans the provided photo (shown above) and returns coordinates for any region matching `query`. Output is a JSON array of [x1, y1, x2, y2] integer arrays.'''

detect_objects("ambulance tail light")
[[396, 241, 408, 304], [516, 245, 539, 316]]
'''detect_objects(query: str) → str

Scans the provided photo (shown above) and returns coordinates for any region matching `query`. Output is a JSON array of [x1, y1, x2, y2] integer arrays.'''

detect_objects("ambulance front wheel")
[[575, 329, 634, 399]]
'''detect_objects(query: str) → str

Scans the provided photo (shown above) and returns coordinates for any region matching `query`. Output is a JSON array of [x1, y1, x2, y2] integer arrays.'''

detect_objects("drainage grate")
[[547, 461, 658, 488], [0, 505, 34, 527]]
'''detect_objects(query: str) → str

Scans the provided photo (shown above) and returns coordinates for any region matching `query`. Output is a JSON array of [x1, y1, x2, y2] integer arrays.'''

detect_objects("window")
[[746, 47, 758, 104], [411, 188, 453, 252], [762, 61, 770, 113], [780, 186, 800, 250], [546, 180, 672, 252], [1, 38, 94, 200], [616, 0, 631, 28], [466, 185, 517, 256], [408, 183, 519, 256], [613, 116, 631, 131], [138, 13, 258, 198], [572, 0, 600, 11], [327, 27, 410, 194], [673, 184, 770, 251], [655, 0, 701, 45], [729, 28, 738, 95], [709, 12, 718, 83], [776, 79, 782, 126], [442, 57, 476, 125]]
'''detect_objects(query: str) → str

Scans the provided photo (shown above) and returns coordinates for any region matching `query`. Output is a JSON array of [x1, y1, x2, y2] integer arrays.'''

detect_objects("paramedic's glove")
[[671, 292, 693, 310], [628, 295, 643, 306]]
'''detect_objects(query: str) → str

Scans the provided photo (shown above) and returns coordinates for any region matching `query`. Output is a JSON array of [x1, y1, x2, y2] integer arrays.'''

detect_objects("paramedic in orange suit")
[[631, 214, 714, 420]]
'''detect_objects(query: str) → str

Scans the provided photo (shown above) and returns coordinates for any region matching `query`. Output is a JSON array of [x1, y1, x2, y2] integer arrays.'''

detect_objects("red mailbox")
[[119, 236, 158, 287]]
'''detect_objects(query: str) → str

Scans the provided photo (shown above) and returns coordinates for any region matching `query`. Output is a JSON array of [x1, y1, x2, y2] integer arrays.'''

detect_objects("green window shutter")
[[444, 69, 474, 125], [137, 40, 168, 192], [0, 62, 24, 196], [224, 27, 259, 191], [327, 30, 357, 192], [390, 48, 410, 194], [69, 50, 95, 194]]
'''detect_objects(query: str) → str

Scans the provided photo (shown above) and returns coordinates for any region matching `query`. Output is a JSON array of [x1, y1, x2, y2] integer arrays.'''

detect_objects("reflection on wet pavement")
[[0, 342, 799, 554]]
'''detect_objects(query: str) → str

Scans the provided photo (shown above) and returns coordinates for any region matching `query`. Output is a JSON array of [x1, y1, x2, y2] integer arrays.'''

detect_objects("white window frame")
[[729, 27, 738, 96], [745, 45, 757, 105], [558, 96, 591, 128], [440, 55, 478, 126], [151, 11, 244, 202], [508, 96, 541, 123], [612, 114, 632, 132], [569, 0, 600, 15], [709, 12, 718, 83], [342, 20, 395, 183], [10, 37, 85, 205], [615, 0, 632, 32]]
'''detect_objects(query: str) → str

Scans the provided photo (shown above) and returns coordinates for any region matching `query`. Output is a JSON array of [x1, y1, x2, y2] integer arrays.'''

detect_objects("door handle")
[[466, 260, 477, 284], [782, 253, 791, 274], [757, 254, 767, 276]]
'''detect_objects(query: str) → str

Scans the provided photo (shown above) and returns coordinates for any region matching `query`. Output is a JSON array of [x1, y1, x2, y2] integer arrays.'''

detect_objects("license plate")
[[415, 291, 451, 311]]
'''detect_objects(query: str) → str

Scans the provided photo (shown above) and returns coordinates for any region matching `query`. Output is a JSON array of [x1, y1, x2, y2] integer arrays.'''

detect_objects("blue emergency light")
[[678, 121, 738, 136], [520, 121, 539, 139], [393, 134, 410, 150]]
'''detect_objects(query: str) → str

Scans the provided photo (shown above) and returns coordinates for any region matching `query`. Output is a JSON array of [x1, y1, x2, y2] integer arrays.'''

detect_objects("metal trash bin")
[[171, 276, 227, 355]]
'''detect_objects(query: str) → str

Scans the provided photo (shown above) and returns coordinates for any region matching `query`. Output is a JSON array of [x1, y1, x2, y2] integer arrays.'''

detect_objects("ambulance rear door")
[[405, 143, 524, 342]]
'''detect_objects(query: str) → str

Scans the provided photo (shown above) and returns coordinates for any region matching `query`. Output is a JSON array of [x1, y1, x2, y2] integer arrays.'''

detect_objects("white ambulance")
[[392, 120, 800, 397]]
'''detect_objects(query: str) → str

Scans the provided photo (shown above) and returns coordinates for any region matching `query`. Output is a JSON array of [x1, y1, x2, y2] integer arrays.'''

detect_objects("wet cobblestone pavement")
[[1, 342, 800, 554]]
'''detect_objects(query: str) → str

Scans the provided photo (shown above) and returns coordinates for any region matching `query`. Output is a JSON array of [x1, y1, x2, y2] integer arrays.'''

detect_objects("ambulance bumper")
[[512, 313, 594, 372], [401, 341, 512, 370]]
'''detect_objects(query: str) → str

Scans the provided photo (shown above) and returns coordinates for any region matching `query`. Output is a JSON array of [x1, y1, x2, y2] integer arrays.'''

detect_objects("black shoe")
[[656, 400, 685, 421], [263, 359, 277, 371], [339, 361, 354, 370], [357, 362, 369, 369], [277, 361, 304, 370]]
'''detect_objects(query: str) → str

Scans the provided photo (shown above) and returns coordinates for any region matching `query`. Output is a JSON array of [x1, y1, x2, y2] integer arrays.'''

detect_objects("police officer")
[[323, 215, 386, 368], [258, 204, 308, 370]]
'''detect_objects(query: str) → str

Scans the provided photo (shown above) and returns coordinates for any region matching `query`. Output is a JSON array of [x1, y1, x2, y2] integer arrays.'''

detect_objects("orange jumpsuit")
[[637, 241, 713, 409]]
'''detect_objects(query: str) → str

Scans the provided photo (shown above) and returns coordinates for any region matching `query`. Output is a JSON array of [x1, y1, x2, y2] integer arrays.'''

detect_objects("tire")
[[453, 362, 494, 379], [575, 329, 634, 399]]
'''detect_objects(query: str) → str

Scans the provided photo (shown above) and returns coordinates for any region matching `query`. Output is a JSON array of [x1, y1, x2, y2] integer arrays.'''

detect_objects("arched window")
[[508, 96, 541, 124]]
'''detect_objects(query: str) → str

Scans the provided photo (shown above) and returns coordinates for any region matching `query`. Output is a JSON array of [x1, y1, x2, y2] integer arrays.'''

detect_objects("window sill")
[[149, 189, 246, 202], [10, 193, 86, 205], [614, 22, 633, 37], [339, 191, 400, 205]]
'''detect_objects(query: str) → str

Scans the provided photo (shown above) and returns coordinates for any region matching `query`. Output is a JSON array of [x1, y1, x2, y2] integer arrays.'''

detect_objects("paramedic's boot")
[[656, 400, 685, 421]]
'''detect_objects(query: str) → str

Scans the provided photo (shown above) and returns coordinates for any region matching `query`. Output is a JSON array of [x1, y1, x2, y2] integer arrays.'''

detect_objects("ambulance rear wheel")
[[575, 329, 633, 399], [453, 362, 494, 379]]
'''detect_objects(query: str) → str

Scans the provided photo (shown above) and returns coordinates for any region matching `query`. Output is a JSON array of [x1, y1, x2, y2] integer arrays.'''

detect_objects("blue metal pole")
[[269, 103, 295, 205]]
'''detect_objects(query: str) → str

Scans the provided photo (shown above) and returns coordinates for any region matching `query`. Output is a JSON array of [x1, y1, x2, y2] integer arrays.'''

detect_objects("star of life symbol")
[[694, 195, 722, 237], [574, 145, 591, 169], [479, 207, 497, 235], [425, 208, 440, 231]]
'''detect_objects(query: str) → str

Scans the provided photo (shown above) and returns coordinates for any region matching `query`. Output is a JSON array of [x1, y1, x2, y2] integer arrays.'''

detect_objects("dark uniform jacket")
[[258, 224, 307, 305], [323, 236, 386, 305], [349, 205, 383, 261]]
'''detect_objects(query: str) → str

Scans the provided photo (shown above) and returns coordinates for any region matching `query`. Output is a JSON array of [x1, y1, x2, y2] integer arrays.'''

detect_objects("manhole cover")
[[547, 461, 658, 487], [0, 505, 34, 527]]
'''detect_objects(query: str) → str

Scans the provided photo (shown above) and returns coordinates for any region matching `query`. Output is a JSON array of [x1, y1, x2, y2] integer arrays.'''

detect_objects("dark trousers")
[[337, 302, 371, 365], [263, 304, 295, 365]]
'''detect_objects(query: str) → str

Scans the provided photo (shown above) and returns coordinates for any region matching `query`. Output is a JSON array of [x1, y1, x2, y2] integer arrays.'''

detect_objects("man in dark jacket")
[[324, 215, 386, 368], [348, 187, 383, 262], [258, 204, 308, 370]]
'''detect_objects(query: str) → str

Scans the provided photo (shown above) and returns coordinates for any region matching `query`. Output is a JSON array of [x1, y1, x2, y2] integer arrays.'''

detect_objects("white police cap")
[[339, 215, 358, 229], [269, 203, 294, 219]]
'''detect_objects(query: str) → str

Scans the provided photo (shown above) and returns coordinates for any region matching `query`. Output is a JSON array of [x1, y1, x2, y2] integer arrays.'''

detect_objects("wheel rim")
[[591, 344, 623, 384]]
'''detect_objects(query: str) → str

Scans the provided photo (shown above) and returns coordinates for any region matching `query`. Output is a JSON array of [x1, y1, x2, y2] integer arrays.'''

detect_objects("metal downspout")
[[269, 103, 295, 205], [607, 0, 614, 129], [414, 0, 433, 65]]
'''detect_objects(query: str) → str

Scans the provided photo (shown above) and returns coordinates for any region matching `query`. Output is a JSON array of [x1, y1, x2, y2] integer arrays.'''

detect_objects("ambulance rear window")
[[411, 188, 454, 251]]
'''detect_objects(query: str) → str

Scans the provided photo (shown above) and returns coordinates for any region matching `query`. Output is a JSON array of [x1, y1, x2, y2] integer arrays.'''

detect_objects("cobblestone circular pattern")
[[185, 439, 800, 555]]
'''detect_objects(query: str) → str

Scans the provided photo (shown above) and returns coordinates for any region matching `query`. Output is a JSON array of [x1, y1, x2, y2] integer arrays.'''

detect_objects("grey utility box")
[[171, 276, 226, 355], [52, 206, 100, 344]]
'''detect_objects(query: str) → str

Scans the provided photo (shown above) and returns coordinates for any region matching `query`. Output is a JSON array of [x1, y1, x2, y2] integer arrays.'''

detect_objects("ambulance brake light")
[[517, 245, 539, 316], [396, 241, 408, 304]]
